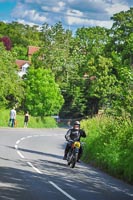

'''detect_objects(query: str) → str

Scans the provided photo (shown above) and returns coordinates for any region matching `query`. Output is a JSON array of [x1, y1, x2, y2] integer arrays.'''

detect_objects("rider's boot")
[[63, 154, 67, 160]]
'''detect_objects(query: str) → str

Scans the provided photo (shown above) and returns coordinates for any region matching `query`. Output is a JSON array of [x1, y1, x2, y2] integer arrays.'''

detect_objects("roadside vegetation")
[[81, 115, 133, 184], [0, 109, 57, 128]]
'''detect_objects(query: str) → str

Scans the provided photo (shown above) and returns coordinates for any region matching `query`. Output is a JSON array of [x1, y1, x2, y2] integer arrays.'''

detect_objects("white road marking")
[[17, 150, 25, 159], [15, 133, 76, 200], [20, 137, 25, 141], [27, 136, 32, 138], [16, 140, 20, 145], [49, 181, 76, 200], [27, 161, 43, 174]]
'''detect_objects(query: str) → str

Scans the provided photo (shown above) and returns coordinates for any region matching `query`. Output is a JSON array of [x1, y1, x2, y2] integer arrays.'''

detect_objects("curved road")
[[0, 128, 132, 200]]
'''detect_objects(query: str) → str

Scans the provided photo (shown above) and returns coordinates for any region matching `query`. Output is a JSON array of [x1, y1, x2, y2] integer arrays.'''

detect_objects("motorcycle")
[[67, 140, 81, 168]]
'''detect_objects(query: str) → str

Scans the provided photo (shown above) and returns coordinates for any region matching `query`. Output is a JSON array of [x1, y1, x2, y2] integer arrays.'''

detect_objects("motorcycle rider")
[[63, 121, 86, 161]]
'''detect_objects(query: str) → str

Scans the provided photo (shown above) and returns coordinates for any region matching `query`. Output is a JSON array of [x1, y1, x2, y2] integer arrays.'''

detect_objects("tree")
[[0, 43, 24, 107], [36, 25, 111, 118], [105, 8, 133, 119], [24, 67, 64, 116], [109, 7, 133, 66], [0, 36, 12, 50], [60, 26, 110, 117], [32, 22, 73, 80], [11, 45, 28, 60]]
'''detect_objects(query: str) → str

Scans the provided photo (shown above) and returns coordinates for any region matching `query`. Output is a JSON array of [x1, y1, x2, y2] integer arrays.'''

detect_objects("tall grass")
[[81, 115, 133, 184], [0, 109, 57, 128]]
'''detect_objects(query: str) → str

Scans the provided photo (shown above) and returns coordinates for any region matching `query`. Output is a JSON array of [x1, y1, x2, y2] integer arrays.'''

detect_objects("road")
[[0, 128, 132, 200]]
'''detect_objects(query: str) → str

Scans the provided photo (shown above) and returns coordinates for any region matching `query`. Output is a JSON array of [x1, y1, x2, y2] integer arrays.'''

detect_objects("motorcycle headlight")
[[74, 141, 80, 148]]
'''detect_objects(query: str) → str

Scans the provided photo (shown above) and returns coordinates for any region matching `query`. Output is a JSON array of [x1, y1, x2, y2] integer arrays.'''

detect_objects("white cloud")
[[41, 6, 51, 12], [26, 10, 47, 23], [58, 1, 66, 7], [10, 0, 133, 31], [51, 2, 65, 12], [67, 9, 83, 17], [12, 2, 47, 23], [66, 14, 113, 29], [106, 3, 130, 15], [16, 19, 36, 26]]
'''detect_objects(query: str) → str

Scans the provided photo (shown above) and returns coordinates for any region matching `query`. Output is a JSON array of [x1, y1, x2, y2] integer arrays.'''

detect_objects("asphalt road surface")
[[0, 128, 132, 200]]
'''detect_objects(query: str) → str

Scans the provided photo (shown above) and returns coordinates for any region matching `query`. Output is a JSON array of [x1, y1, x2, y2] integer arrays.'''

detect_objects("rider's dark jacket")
[[65, 128, 86, 142]]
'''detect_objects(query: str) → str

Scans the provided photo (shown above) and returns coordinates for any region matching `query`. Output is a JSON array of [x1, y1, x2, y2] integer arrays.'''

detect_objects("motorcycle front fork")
[[67, 148, 79, 161]]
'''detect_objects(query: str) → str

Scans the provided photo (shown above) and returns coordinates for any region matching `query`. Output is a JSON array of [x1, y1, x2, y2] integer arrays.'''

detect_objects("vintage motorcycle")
[[67, 140, 81, 168]]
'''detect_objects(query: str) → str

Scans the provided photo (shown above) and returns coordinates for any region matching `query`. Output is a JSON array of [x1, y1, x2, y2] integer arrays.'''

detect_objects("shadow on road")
[[7, 144, 66, 160], [0, 166, 40, 199], [0, 165, 61, 200], [1, 146, 133, 200], [31, 157, 133, 200], [0, 158, 133, 200]]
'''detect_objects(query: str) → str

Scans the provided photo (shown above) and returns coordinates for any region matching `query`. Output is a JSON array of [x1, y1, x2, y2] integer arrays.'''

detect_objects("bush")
[[81, 115, 133, 184]]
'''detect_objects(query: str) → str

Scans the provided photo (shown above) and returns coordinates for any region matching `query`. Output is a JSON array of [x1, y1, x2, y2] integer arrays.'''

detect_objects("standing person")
[[67, 119, 71, 128], [24, 111, 29, 127], [63, 121, 86, 161], [9, 107, 16, 127]]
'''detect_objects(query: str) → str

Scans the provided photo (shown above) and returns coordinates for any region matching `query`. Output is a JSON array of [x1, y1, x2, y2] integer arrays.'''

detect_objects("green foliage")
[[0, 43, 24, 107], [81, 116, 133, 184], [0, 9, 132, 119], [0, 109, 57, 128], [0, 21, 42, 48], [75, 26, 109, 58], [24, 67, 64, 116], [11, 45, 28, 60], [110, 8, 133, 65], [27, 116, 57, 128]]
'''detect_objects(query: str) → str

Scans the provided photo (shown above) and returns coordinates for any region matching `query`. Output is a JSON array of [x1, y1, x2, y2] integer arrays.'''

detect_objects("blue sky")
[[0, 0, 132, 32], [0, 1, 16, 17]]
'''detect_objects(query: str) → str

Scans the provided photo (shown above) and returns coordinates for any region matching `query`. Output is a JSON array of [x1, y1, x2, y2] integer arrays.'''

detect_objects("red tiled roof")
[[16, 60, 31, 69], [28, 46, 40, 56]]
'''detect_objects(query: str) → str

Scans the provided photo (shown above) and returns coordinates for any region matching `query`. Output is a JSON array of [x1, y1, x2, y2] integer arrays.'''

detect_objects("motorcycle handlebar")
[[67, 139, 80, 142]]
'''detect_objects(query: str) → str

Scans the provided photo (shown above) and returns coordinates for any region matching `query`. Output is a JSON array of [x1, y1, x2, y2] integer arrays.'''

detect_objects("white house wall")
[[18, 63, 30, 77]]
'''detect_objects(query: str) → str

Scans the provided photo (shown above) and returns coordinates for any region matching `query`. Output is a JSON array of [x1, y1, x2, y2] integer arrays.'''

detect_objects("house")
[[16, 60, 30, 78], [16, 46, 40, 77], [28, 46, 40, 60]]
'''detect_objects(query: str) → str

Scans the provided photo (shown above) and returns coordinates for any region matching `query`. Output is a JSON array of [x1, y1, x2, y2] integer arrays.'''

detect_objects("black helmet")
[[74, 121, 80, 126]]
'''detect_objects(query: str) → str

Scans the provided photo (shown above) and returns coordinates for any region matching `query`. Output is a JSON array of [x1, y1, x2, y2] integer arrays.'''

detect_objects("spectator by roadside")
[[24, 111, 30, 128], [8, 107, 16, 127]]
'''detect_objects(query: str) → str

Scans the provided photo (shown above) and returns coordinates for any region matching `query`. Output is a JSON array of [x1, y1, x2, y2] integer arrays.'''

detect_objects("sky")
[[0, 0, 132, 32]]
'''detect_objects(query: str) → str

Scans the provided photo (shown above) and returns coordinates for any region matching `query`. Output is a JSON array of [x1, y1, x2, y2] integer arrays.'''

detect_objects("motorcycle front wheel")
[[69, 153, 78, 168]]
